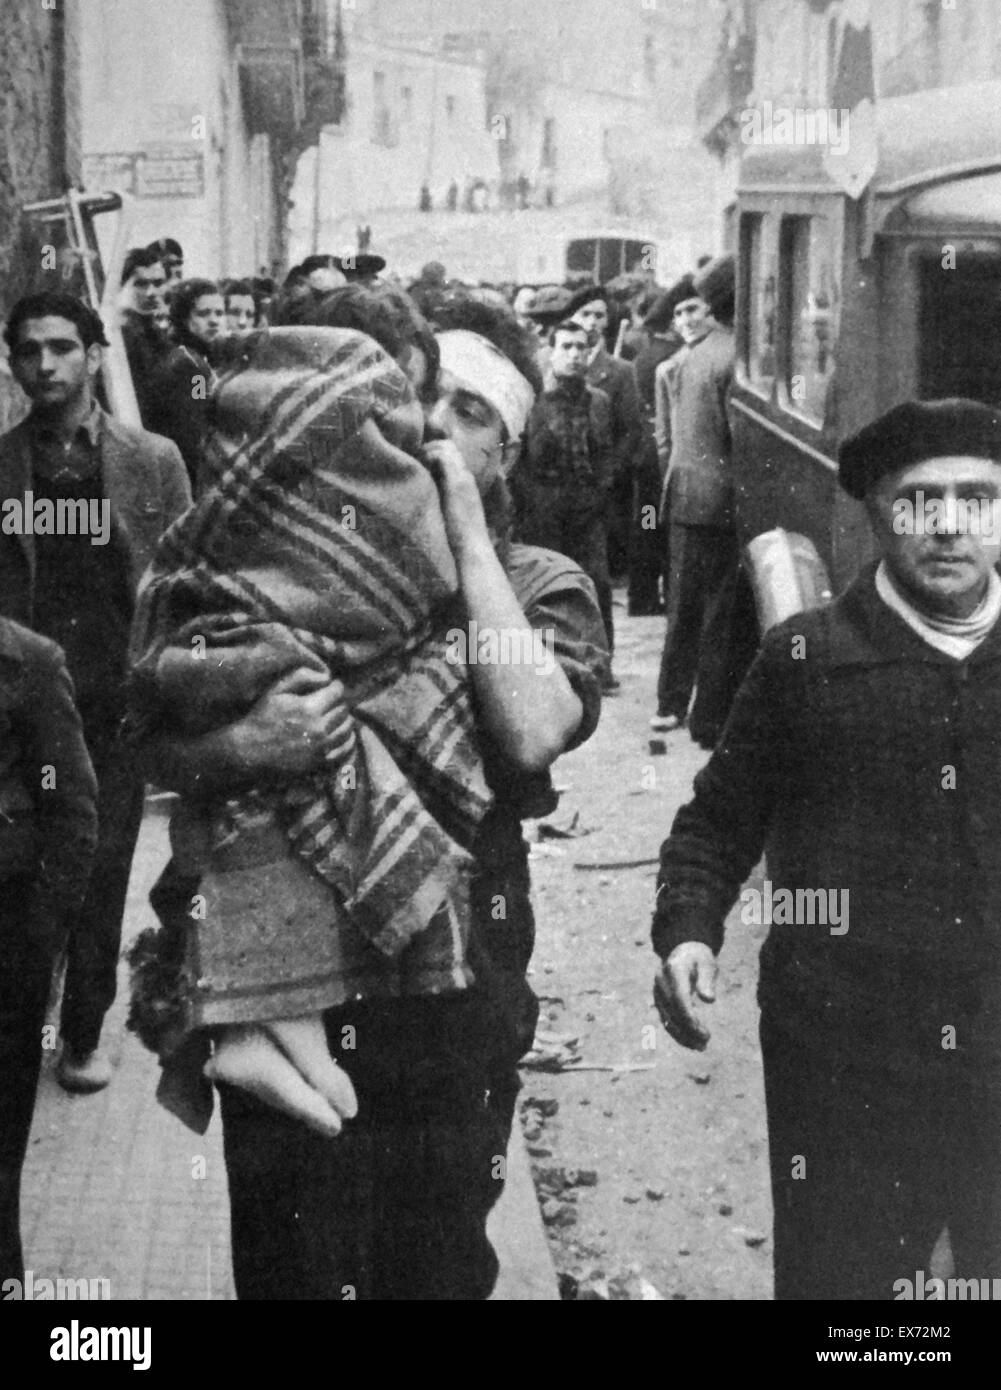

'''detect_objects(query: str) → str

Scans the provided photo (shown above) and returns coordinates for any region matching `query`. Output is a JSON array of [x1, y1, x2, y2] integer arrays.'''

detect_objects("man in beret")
[[650, 397, 1001, 1300], [651, 255, 757, 745], [566, 286, 642, 647]]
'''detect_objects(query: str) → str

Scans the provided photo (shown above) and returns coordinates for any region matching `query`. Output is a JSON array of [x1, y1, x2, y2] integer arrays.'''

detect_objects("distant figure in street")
[[626, 287, 685, 616], [653, 398, 1001, 1300], [566, 285, 642, 636], [511, 285, 537, 335], [0, 292, 191, 1095], [651, 256, 757, 746], [419, 183, 433, 212], [408, 261, 448, 320], [146, 278, 226, 492], [515, 319, 617, 691], [119, 246, 170, 427], [0, 617, 97, 1285], [446, 180, 458, 212], [147, 237, 184, 285]]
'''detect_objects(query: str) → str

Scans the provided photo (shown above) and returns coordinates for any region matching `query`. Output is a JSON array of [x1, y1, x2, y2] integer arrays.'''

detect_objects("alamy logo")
[[740, 880, 849, 934], [894, 1269, 1001, 1300], [445, 622, 556, 674], [1, 492, 111, 545], [740, 102, 851, 155], [892, 493, 1001, 540], [2, 1270, 110, 1301]]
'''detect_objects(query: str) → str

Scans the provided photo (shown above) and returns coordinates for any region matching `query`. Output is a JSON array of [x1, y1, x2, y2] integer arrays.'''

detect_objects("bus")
[[733, 80, 1001, 600]]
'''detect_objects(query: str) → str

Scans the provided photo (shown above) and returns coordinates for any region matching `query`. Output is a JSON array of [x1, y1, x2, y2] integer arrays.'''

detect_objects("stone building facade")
[[0, 0, 83, 428]]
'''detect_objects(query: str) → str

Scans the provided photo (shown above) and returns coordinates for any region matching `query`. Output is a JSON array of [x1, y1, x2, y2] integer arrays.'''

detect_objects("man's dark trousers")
[[658, 522, 753, 736], [627, 449, 665, 615], [761, 1016, 1001, 1301], [516, 480, 613, 657], [59, 723, 144, 1056], [0, 877, 53, 1283], [219, 988, 510, 1300]]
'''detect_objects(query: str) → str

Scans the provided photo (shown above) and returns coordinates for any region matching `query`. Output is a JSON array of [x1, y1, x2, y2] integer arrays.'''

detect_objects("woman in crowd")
[[222, 278, 259, 335], [146, 277, 226, 491]]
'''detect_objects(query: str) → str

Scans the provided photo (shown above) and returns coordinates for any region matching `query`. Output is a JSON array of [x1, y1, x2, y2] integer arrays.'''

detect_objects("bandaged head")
[[435, 329, 536, 444]]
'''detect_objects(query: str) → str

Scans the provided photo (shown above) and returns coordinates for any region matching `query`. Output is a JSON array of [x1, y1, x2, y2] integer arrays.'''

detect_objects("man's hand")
[[421, 438, 491, 556], [240, 667, 356, 779], [654, 942, 718, 1050]]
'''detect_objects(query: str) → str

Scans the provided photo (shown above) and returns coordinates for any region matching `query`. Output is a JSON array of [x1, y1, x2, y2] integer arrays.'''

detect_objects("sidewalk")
[[21, 801, 557, 1301]]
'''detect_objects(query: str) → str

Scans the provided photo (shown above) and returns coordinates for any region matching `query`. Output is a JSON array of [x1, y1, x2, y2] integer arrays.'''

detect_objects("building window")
[[372, 70, 398, 146], [778, 214, 838, 425]]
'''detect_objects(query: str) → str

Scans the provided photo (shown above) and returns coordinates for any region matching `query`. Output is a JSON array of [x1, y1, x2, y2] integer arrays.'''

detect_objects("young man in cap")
[[651, 274, 709, 479], [119, 246, 171, 427], [566, 286, 642, 617], [651, 397, 1001, 1300], [651, 255, 757, 745], [516, 318, 618, 691]]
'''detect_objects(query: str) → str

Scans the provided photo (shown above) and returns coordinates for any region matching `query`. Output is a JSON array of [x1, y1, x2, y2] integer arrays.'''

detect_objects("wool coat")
[[653, 563, 1001, 1079]]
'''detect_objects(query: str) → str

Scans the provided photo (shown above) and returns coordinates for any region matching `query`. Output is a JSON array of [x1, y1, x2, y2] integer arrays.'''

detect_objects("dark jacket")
[[665, 322, 734, 528], [0, 618, 98, 953], [0, 407, 191, 626], [145, 340, 217, 493], [121, 310, 170, 428], [653, 564, 1001, 1078], [518, 377, 614, 511], [585, 344, 641, 482]]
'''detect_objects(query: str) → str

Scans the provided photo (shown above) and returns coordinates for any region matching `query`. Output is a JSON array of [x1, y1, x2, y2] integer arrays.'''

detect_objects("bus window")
[[566, 239, 598, 279], [740, 212, 775, 395], [918, 251, 1001, 407], [598, 240, 622, 282], [779, 214, 838, 425]]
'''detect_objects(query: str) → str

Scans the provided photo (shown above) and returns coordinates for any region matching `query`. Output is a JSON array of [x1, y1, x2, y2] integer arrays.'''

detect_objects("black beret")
[[644, 274, 698, 330], [565, 283, 611, 319], [838, 398, 1001, 500], [333, 252, 387, 276], [692, 254, 735, 317]]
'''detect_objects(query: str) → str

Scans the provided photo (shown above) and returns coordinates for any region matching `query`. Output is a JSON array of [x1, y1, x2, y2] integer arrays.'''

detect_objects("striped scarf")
[[129, 327, 492, 967]]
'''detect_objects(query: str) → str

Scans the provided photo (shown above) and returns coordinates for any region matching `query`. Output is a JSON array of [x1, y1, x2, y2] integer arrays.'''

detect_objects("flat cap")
[[692, 254, 735, 317], [530, 285, 573, 322], [838, 397, 1001, 499]]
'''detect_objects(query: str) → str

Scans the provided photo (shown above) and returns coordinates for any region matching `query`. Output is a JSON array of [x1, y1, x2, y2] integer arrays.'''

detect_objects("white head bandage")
[[436, 330, 536, 444]]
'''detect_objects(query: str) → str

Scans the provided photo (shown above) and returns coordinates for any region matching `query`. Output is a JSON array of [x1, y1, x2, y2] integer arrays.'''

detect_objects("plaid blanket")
[[129, 328, 492, 1007]]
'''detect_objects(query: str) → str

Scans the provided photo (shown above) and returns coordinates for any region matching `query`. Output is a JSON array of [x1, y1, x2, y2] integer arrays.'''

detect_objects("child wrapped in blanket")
[[128, 327, 496, 1135]]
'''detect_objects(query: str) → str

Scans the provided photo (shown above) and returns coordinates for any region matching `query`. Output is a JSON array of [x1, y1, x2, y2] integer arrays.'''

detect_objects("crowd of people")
[[0, 226, 999, 1305]]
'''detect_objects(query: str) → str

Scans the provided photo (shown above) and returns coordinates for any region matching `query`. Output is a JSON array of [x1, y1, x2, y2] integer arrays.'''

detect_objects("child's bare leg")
[[204, 1020, 353, 1137], [263, 1016, 358, 1120]]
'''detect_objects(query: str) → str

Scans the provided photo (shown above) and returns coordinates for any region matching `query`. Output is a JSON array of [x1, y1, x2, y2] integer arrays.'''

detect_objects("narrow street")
[[20, 591, 769, 1302], [518, 594, 773, 1300]]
